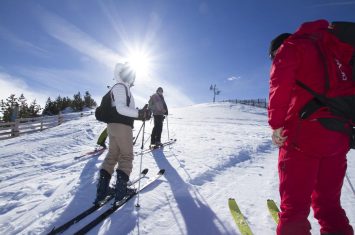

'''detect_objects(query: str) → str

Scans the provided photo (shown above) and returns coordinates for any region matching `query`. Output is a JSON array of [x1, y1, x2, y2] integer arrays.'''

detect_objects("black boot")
[[115, 169, 129, 202], [94, 169, 111, 205]]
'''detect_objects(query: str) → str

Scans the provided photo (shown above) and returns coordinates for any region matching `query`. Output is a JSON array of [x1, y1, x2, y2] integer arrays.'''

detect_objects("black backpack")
[[95, 83, 131, 123], [332, 21, 355, 79]]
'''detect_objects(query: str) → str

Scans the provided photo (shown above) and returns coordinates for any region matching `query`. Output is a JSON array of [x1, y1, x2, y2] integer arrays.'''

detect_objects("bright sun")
[[126, 49, 152, 80]]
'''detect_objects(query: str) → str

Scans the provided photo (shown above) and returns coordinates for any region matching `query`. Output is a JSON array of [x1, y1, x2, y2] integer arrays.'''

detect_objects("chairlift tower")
[[209, 84, 221, 103]]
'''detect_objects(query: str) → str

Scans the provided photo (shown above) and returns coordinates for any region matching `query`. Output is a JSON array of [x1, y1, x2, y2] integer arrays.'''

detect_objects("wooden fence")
[[223, 98, 268, 109], [0, 111, 92, 140]]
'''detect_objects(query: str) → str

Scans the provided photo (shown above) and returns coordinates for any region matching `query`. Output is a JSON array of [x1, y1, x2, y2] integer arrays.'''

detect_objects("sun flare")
[[126, 49, 152, 80]]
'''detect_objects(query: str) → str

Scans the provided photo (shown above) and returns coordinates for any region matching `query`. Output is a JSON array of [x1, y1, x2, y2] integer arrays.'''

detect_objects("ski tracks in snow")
[[0, 115, 105, 234]]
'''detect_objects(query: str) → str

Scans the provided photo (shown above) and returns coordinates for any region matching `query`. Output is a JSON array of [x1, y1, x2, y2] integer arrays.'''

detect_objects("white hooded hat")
[[113, 62, 136, 86]]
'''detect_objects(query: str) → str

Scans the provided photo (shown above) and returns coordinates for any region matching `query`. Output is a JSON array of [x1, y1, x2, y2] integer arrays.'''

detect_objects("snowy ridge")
[[0, 102, 354, 235]]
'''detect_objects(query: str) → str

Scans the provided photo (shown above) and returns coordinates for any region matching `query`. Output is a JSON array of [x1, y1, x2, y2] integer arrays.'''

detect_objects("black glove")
[[138, 104, 151, 121]]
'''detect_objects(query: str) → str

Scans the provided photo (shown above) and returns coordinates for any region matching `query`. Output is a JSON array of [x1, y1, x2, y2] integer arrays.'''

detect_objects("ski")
[[128, 168, 148, 186], [267, 199, 280, 224], [138, 139, 177, 155], [73, 169, 165, 235], [74, 147, 106, 160], [47, 168, 148, 235], [228, 198, 253, 235]]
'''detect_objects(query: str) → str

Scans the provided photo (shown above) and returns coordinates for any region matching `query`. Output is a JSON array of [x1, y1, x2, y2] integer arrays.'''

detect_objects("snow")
[[0, 102, 354, 235]]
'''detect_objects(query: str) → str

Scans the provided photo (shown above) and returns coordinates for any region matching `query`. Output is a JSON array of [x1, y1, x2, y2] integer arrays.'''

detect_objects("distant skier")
[[148, 87, 168, 148], [96, 128, 107, 149], [268, 20, 354, 235], [94, 62, 151, 205]]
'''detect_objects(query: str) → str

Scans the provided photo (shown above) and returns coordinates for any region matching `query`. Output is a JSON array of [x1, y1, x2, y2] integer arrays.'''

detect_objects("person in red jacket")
[[268, 19, 354, 235]]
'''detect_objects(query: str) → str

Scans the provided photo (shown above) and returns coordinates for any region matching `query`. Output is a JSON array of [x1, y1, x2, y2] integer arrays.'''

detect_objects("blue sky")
[[0, 0, 355, 108]]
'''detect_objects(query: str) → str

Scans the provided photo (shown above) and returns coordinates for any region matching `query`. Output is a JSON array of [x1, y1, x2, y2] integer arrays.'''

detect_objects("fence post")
[[265, 98, 267, 108], [10, 105, 19, 137], [58, 112, 63, 125], [40, 116, 44, 131], [11, 119, 19, 137]]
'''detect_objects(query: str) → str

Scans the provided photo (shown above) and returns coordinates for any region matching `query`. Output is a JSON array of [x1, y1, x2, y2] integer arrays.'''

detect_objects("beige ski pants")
[[101, 123, 133, 177]]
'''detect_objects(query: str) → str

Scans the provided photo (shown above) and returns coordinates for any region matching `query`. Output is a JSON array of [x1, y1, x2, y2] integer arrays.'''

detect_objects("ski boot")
[[155, 141, 162, 148], [94, 169, 111, 205], [115, 169, 130, 203], [149, 144, 156, 150]]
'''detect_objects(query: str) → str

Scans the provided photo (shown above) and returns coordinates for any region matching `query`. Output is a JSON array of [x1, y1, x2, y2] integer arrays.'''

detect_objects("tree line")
[[0, 91, 97, 122]]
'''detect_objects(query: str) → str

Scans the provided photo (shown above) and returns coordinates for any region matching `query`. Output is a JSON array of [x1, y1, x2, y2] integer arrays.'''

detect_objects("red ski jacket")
[[268, 19, 354, 156]]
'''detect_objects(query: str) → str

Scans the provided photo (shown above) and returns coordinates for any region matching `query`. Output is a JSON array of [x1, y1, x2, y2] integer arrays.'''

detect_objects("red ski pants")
[[276, 147, 354, 235]]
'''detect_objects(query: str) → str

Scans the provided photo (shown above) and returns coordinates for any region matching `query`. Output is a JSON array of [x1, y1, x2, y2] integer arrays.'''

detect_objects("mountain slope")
[[0, 102, 354, 235]]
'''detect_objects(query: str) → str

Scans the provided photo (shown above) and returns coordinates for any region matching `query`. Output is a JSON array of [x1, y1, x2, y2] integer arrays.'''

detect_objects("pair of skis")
[[48, 168, 165, 235], [228, 198, 280, 235], [137, 138, 177, 155], [74, 147, 107, 160]]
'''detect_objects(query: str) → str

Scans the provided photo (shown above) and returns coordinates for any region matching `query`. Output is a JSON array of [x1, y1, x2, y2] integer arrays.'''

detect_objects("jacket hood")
[[113, 62, 136, 86], [293, 19, 329, 36], [293, 19, 354, 63], [114, 63, 125, 83]]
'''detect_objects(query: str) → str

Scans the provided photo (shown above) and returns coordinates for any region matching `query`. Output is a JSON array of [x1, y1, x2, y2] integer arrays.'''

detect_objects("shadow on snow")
[[149, 149, 234, 235]]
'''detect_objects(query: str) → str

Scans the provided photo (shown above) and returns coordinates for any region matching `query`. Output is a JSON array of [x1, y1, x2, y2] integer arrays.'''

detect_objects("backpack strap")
[[296, 79, 334, 119], [110, 83, 130, 106], [299, 35, 330, 91], [295, 34, 337, 118]]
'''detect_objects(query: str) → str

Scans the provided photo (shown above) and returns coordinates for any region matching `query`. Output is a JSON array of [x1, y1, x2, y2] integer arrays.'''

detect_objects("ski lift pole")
[[345, 173, 355, 196], [135, 119, 146, 208]]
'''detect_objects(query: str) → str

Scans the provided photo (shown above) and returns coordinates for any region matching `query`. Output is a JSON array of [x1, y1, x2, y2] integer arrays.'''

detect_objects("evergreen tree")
[[43, 97, 51, 115], [28, 99, 41, 117], [0, 99, 6, 121], [62, 96, 71, 110], [9, 90, 96, 118], [0, 94, 19, 122], [56, 95, 63, 111], [71, 92, 84, 111], [18, 94, 30, 118], [43, 97, 59, 115], [84, 91, 97, 108]]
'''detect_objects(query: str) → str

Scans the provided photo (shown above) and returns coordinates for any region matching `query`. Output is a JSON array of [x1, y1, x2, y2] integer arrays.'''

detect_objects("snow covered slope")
[[0, 102, 354, 235]]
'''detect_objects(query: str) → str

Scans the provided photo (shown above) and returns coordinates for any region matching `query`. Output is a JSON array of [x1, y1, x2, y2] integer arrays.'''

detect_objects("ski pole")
[[345, 173, 355, 196], [133, 122, 144, 145], [166, 115, 170, 141], [144, 135, 151, 146], [135, 119, 146, 208]]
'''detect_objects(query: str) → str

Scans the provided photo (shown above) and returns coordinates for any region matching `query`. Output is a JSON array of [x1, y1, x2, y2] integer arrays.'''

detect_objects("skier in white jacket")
[[94, 62, 151, 205]]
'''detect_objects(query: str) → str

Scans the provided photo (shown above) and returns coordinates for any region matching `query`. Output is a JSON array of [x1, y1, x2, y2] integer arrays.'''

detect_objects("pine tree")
[[28, 99, 41, 117], [71, 92, 84, 111], [43, 97, 59, 115], [43, 97, 51, 115], [84, 91, 97, 108], [18, 94, 29, 118], [56, 95, 63, 111], [0, 94, 19, 122], [62, 96, 71, 110], [0, 99, 6, 121]]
